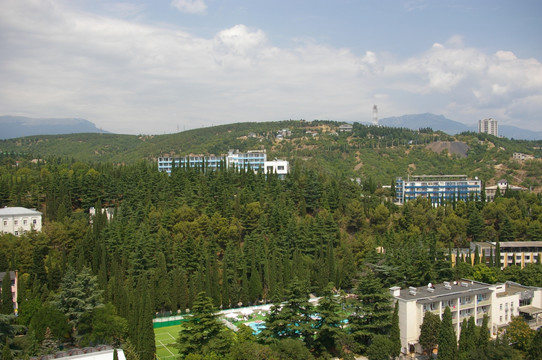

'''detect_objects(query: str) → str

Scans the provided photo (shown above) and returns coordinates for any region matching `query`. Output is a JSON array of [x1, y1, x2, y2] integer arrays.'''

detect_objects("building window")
[[14, 231, 18, 235], [499, 316, 502, 322], [2, 220, 6, 226], [14, 220, 18, 226], [33, 219, 37, 225], [23, 219, 27, 225], [500, 304, 503, 310]]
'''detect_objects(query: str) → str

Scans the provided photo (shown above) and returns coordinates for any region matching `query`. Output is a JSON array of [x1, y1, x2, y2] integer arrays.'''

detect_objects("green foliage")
[[365, 335, 394, 360], [54, 267, 103, 330], [506, 316, 534, 352], [0, 272, 13, 315], [348, 272, 392, 353], [419, 311, 440, 355], [28, 304, 71, 343], [437, 307, 457, 360], [177, 292, 230, 359]]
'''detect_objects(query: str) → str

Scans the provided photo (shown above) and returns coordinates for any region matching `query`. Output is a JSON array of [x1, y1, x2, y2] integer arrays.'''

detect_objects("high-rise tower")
[[372, 105, 378, 126]]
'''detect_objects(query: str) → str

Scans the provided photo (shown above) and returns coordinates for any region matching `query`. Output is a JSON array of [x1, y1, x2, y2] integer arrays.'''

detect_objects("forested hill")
[[1, 120, 541, 188]]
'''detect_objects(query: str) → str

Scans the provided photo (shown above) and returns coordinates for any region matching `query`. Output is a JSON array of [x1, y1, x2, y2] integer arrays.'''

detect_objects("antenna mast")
[[372, 104, 378, 126]]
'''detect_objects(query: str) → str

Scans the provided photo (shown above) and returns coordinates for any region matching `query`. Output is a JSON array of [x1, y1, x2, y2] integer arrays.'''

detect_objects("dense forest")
[[1, 122, 542, 359], [1, 120, 541, 187]]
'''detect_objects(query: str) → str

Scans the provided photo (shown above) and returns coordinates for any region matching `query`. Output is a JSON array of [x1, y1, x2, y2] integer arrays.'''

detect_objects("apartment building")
[[0, 207, 42, 235], [390, 280, 542, 355], [478, 118, 498, 137], [395, 175, 482, 206], [158, 149, 289, 176]]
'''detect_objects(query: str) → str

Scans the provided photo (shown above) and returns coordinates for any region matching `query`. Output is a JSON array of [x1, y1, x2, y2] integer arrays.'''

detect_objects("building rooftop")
[[0, 207, 42, 216], [395, 280, 492, 302]]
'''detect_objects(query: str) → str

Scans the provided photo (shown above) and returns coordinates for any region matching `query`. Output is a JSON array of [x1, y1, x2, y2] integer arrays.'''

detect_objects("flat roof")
[[472, 241, 542, 248], [395, 280, 492, 302], [519, 305, 542, 316], [0, 207, 42, 216]]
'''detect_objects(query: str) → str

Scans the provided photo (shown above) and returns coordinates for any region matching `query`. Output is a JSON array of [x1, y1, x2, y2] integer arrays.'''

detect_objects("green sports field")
[[155, 324, 180, 360]]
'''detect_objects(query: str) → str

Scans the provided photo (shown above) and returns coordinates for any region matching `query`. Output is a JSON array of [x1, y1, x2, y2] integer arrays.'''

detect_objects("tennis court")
[[155, 324, 180, 360]]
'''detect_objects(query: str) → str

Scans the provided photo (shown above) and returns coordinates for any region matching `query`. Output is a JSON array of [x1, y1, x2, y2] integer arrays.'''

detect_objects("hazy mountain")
[[378, 113, 542, 140], [0, 115, 109, 139], [378, 113, 470, 135]]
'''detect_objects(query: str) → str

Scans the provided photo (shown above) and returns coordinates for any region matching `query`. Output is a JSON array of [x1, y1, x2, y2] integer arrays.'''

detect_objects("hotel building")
[[395, 175, 482, 206], [391, 280, 542, 355]]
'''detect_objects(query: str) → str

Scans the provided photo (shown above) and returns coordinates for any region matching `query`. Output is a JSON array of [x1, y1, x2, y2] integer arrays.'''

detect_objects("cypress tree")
[[477, 314, 489, 350], [1, 271, 14, 314], [390, 301, 401, 358], [437, 307, 457, 360]]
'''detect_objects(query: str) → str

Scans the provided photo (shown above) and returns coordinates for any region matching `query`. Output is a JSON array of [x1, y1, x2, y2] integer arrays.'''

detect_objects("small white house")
[[0, 207, 42, 235], [264, 159, 289, 179]]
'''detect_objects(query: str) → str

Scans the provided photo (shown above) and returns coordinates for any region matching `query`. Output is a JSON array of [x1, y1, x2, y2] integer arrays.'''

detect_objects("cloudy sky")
[[1, 0, 541, 134]]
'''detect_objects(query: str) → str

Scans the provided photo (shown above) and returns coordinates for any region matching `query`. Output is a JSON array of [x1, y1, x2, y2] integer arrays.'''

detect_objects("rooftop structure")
[[395, 175, 481, 206], [0, 207, 42, 235]]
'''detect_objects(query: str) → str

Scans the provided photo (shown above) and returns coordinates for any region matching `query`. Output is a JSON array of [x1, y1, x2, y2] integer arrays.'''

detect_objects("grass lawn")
[[155, 324, 181, 360]]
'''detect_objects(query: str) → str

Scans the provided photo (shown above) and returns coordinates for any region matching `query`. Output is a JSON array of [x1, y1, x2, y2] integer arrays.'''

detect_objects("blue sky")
[[1, 0, 541, 134]]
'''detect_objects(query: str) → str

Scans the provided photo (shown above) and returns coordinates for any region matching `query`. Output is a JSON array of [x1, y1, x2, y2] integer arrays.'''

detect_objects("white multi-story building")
[[478, 118, 498, 137], [395, 175, 482, 206], [158, 149, 289, 177], [0, 207, 42, 235], [390, 280, 542, 355]]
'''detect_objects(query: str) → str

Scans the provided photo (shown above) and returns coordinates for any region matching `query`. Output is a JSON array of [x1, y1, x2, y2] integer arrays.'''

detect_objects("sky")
[[1, 0, 541, 134]]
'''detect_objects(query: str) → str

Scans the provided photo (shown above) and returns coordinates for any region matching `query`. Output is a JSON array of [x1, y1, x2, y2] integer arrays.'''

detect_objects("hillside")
[[1, 120, 541, 189], [0, 115, 109, 139]]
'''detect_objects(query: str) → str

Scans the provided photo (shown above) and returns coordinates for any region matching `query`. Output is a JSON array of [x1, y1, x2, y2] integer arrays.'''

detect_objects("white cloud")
[[171, 0, 207, 14], [0, 1, 541, 133]]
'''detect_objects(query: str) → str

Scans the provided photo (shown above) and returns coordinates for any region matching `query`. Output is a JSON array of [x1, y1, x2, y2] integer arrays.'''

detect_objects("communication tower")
[[372, 105, 378, 126]]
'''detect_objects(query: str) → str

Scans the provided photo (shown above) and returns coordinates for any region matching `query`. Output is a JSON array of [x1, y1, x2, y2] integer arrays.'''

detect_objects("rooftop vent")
[[461, 282, 469, 288], [427, 287, 435, 293]]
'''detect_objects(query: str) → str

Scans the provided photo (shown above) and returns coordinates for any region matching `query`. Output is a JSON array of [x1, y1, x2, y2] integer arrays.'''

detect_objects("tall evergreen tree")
[[419, 311, 440, 355], [1, 271, 13, 315], [348, 272, 392, 353], [437, 306, 457, 360], [176, 292, 230, 358], [390, 301, 401, 358], [477, 314, 489, 350]]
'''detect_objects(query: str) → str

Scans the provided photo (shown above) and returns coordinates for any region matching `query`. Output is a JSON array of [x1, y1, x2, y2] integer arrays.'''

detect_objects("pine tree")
[[437, 307, 457, 360], [314, 284, 345, 357], [348, 272, 392, 353], [176, 292, 229, 358], [2, 338, 13, 360]]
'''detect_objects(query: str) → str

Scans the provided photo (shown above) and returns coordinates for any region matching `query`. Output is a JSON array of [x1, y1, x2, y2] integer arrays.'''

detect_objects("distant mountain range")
[[1, 113, 541, 140], [377, 113, 542, 140], [0, 115, 108, 139]]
